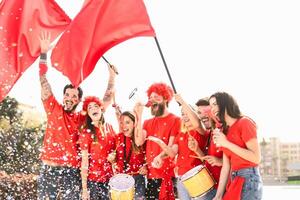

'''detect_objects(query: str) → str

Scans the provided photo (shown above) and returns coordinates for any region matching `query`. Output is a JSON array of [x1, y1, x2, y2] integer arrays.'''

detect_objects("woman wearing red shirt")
[[79, 96, 116, 200], [115, 111, 146, 199], [210, 92, 262, 200]]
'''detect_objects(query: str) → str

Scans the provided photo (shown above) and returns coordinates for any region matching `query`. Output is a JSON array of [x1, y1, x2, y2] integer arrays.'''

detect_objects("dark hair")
[[121, 111, 142, 152], [209, 92, 242, 133], [84, 113, 105, 142], [195, 98, 209, 106], [121, 111, 135, 123], [63, 84, 83, 99]]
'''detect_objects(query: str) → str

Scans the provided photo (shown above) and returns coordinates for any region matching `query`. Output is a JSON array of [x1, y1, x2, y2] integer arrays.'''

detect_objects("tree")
[[0, 96, 21, 125]]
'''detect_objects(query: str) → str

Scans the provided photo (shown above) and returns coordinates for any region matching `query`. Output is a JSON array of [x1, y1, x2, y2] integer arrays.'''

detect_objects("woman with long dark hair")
[[114, 111, 146, 200], [210, 92, 262, 200], [79, 96, 116, 200]]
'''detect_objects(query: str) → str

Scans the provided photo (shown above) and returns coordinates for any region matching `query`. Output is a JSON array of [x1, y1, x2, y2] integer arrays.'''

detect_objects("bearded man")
[[134, 82, 181, 200]]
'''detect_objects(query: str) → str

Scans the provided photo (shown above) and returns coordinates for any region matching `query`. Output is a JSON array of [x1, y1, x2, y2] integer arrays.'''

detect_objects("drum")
[[180, 165, 215, 198], [109, 173, 135, 200]]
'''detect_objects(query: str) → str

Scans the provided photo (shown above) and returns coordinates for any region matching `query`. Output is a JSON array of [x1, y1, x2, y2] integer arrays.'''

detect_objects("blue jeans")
[[133, 174, 146, 199], [88, 181, 109, 200], [37, 164, 81, 200], [177, 177, 217, 200], [231, 167, 263, 200]]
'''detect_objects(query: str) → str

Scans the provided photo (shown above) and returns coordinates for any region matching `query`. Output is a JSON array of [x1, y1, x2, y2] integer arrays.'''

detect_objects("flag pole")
[[154, 37, 177, 94], [102, 56, 119, 75], [102, 56, 111, 65]]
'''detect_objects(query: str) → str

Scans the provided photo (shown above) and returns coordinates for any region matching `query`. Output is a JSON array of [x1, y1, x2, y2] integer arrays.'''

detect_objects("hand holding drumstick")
[[188, 133, 205, 159]]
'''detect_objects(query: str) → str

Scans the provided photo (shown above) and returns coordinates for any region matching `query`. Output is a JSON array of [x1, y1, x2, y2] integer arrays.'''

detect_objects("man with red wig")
[[134, 82, 181, 200], [37, 32, 116, 200]]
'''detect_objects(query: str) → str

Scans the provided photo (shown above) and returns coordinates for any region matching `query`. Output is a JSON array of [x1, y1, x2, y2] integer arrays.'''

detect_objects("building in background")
[[260, 137, 300, 183]]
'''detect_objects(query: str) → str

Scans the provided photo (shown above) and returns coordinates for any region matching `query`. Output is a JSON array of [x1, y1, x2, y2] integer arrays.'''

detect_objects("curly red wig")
[[147, 82, 174, 102], [82, 96, 103, 112]]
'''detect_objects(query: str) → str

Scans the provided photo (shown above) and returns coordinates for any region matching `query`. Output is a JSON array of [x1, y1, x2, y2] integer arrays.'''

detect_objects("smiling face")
[[197, 105, 212, 129], [209, 97, 220, 121], [149, 92, 166, 117], [87, 102, 103, 122], [63, 88, 80, 112], [120, 115, 135, 137]]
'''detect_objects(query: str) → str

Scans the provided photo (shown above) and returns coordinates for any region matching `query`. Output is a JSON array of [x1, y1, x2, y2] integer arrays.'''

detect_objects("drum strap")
[[123, 135, 133, 172]]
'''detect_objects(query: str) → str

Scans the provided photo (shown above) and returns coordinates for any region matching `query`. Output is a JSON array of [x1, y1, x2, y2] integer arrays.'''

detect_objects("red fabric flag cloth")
[[0, 0, 71, 102], [159, 176, 175, 200], [51, 0, 156, 87], [222, 176, 245, 200]]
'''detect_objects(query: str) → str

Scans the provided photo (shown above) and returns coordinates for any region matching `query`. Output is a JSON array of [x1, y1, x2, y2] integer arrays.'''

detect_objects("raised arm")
[[38, 31, 53, 101], [174, 94, 206, 135], [133, 102, 147, 146], [102, 64, 117, 111]]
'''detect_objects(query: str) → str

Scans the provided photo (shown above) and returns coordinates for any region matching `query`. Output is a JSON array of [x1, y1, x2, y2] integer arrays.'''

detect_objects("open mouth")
[[183, 118, 190, 122], [151, 103, 158, 109], [201, 117, 209, 123], [64, 100, 74, 109], [122, 128, 129, 132], [92, 111, 99, 117]]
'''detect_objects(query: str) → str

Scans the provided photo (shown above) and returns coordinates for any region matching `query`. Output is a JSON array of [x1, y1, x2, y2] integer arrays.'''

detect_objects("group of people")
[[37, 32, 263, 200]]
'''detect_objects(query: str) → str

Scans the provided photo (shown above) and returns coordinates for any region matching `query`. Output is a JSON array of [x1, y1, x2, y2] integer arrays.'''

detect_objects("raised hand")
[[39, 31, 51, 53], [212, 128, 228, 148], [134, 101, 144, 116], [108, 64, 118, 76], [174, 93, 184, 105]]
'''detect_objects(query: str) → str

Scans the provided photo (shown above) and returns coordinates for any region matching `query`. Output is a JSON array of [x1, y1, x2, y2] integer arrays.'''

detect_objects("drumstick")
[[189, 155, 203, 160]]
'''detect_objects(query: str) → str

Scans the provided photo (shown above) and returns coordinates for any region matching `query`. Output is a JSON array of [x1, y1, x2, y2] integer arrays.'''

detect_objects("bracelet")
[[40, 53, 47, 60]]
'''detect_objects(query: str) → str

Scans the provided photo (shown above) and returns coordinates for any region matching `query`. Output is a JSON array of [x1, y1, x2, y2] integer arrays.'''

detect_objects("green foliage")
[[0, 96, 22, 125], [0, 96, 44, 174]]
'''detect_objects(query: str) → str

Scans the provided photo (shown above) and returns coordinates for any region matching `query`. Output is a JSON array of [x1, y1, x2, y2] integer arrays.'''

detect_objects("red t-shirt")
[[204, 130, 223, 188], [222, 117, 258, 171], [79, 123, 116, 183], [115, 133, 145, 174], [174, 130, 207, 176], [143, 113, 181, 179], [40, 95, 81, 167]]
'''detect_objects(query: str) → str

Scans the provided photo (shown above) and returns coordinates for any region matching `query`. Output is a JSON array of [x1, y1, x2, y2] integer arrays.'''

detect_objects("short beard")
[[64, 104, 78, 113], [151, 102, 165, 117]]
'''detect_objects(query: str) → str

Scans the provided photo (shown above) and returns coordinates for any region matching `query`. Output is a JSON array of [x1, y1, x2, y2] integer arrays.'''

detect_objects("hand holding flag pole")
[[102, 56, 119, 75]]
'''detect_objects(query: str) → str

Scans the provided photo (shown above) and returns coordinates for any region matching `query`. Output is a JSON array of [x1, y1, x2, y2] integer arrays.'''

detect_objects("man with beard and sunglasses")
[[134, 82, 181, 200], [37, 32, 116, 200]]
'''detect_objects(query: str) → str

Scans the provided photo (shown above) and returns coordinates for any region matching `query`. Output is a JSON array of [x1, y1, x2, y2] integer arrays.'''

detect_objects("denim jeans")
[[177, 177, 217, 200], [231, 167, 263, 200], [88, 181, 109, 200], [133, 174, 146, 199], [37, 164, 81, 200]]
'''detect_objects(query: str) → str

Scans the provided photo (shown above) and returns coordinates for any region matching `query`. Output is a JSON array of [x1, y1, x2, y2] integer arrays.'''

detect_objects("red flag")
[[0, 0, 71, 102], [51, 0, 156, 87]]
